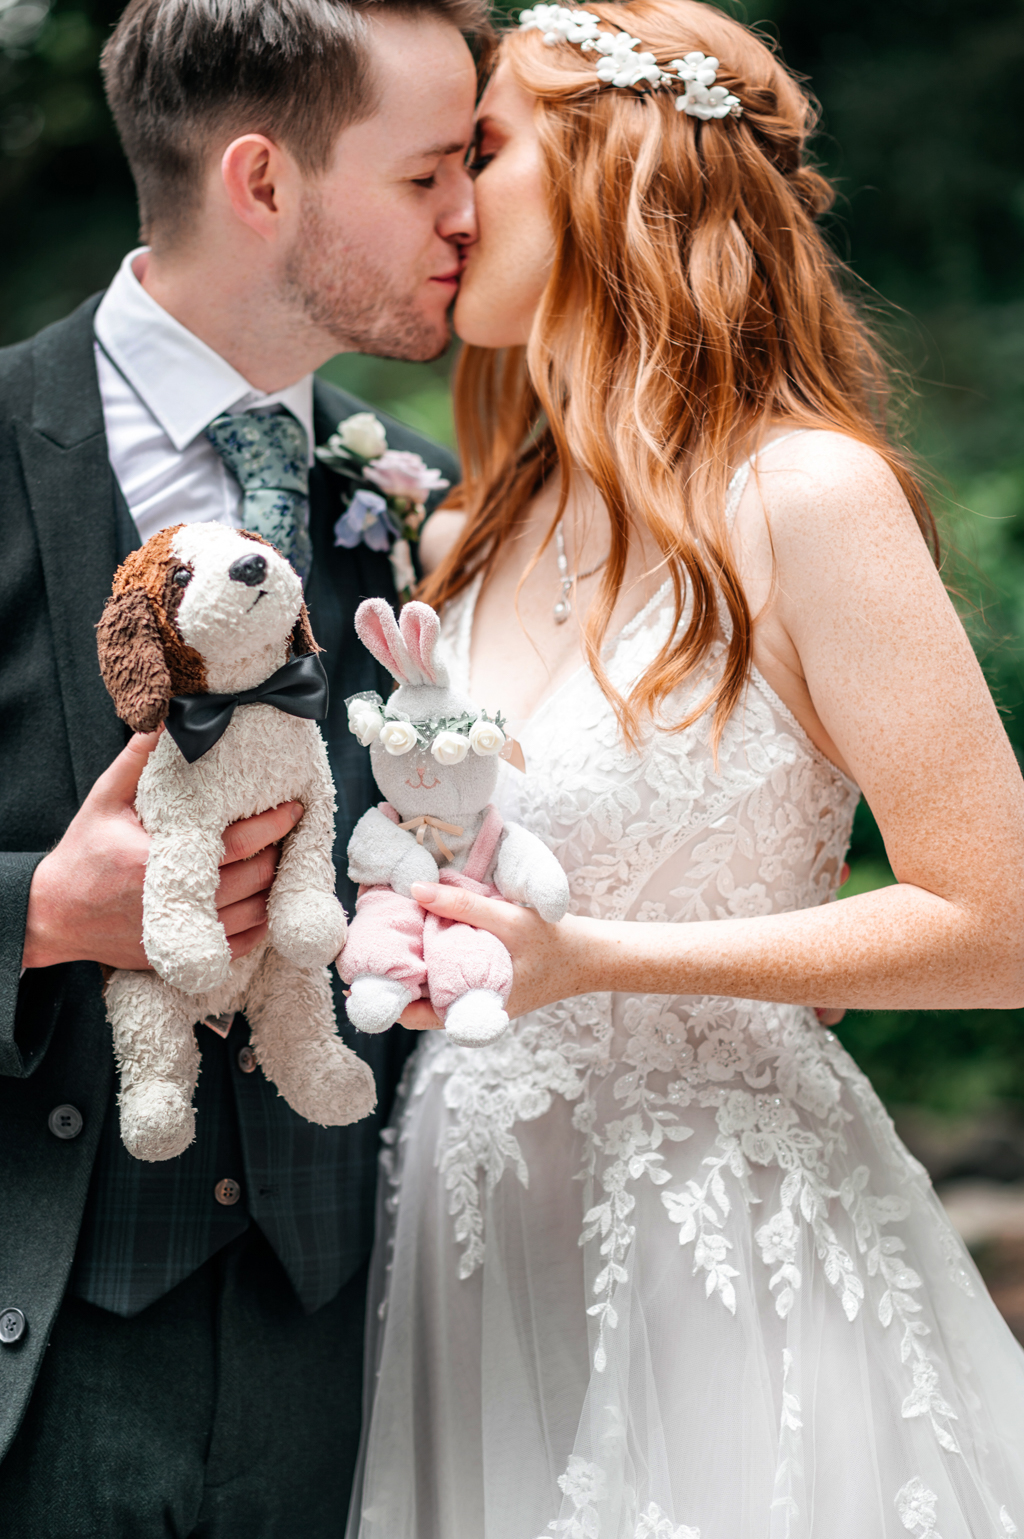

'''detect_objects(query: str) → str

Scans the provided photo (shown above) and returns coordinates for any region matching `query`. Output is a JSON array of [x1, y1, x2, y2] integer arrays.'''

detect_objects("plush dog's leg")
[[246, 948, 377, 1126], [267, 732, 348, 969], [105, 970, 203, 1161], [143, 828, 232, 993]]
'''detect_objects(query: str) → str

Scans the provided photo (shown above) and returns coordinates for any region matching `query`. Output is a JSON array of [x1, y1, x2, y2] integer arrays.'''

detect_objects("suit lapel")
[[15, 297, 128, 803]]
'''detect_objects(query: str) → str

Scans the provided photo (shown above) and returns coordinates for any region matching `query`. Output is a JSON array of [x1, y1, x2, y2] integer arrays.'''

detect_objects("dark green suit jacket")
[[0, 294, 458, 1460]]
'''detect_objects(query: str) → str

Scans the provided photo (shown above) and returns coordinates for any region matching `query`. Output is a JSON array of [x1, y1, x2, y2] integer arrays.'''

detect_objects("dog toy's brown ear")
[[290, 602, 322, 657], [97, 589, 173, 732]]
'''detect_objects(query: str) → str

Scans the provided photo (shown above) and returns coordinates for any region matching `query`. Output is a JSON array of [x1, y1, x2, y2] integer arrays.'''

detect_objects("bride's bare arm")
[[408, 436, 1024, 1017]]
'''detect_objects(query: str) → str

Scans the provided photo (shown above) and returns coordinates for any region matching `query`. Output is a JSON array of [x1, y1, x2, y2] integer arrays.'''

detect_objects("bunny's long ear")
[[355, 598, 416, 684], [97, 588, 172, 732], [399, 602, 449, 688]]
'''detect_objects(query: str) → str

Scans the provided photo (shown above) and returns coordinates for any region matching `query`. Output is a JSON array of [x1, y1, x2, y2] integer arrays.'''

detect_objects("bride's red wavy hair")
[[419, 0, 937, 747]]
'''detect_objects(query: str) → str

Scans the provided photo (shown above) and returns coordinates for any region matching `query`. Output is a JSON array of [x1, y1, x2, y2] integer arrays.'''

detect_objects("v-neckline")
[[458, 567, 675, 736]]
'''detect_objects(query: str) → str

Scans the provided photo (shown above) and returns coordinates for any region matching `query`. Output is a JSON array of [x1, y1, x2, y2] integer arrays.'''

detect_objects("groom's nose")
[[436, 164, 477, 249]]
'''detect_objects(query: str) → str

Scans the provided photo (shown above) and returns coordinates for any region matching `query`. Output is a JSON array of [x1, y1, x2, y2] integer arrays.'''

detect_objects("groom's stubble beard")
[[281, 189, 452, 362]]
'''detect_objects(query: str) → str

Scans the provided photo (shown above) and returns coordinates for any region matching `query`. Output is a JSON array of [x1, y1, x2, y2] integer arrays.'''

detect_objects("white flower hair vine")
[[518, 4, 743, 119]]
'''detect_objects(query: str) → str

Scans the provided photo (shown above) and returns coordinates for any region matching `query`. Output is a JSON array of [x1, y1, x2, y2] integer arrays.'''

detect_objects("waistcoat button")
[[0, 1308, 26, 1345], [48, 1104, 84, 1140], [215, 1178, 241, 1206], [237, 1046, 257, 1074]]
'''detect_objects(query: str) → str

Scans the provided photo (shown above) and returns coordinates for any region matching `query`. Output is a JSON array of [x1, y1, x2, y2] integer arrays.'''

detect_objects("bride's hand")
[[397, 880, 849, 1030], [398, 882, 586, 1028]]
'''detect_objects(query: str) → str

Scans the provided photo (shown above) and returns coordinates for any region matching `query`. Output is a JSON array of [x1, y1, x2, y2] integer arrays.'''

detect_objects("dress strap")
[[724, 429, 810, 532]]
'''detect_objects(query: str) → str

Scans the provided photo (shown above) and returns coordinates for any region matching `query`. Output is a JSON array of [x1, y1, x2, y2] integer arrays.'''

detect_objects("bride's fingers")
[[410, 882, 522, 941], [399, 998, 443, 1031]]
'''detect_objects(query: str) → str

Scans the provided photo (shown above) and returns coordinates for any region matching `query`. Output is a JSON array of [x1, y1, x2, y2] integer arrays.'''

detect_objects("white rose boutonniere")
[[317, 413, 450, 603]]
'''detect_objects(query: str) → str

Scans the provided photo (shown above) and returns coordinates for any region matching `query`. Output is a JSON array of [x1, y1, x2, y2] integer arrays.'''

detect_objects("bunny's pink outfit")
[[339, 803, 513, 1017]]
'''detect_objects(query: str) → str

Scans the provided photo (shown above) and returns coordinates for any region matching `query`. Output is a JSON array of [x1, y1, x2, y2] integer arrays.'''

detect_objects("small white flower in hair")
[[518, 11, 743, 119], [380, 720, 419, 755], [431, 730, 471, 766]]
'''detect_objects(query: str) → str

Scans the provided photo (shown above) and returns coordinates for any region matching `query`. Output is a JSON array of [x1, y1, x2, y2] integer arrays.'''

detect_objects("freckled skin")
[[411, 430, 1024, 1020]]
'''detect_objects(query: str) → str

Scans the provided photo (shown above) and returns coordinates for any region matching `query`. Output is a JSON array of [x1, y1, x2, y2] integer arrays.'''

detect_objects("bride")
[[346, 2, 1024, 1534]]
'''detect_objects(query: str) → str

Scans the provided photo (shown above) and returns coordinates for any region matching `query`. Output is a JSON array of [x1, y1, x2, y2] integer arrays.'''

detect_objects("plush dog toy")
[[96, 521, 376, 1162], [337, 599, 570, 1048]]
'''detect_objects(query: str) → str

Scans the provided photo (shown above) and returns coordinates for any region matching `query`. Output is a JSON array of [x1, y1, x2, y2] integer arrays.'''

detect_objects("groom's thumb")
[[92, 730, 161, 814]]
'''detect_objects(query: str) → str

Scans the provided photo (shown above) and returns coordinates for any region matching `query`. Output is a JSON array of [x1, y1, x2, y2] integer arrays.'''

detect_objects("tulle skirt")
[[346, 1004, 1024, 1539]]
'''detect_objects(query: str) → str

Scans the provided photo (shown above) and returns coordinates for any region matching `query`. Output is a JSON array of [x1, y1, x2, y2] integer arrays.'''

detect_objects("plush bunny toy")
[[96, 521, 376, 1162], [337, 599, 570, 1048]]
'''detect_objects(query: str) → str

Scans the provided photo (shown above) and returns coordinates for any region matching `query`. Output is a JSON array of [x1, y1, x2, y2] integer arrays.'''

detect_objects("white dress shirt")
[[94, 248, 315, 544]]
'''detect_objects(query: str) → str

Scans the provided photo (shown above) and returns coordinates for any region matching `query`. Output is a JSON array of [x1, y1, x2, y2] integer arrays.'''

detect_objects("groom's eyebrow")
[[408, 139, 469, 160]]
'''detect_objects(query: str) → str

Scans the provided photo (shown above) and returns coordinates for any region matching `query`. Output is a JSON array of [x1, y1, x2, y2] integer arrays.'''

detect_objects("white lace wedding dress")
[[346, 457, 1024, 1539]]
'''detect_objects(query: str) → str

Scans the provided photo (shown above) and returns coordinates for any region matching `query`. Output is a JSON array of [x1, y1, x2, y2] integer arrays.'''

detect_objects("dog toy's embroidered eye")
[[172, 567, 192, 588]]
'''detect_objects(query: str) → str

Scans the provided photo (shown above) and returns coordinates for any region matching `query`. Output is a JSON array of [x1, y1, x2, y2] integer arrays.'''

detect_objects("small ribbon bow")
[[397, 815, 464, 862], [165, 653, 329, 764]]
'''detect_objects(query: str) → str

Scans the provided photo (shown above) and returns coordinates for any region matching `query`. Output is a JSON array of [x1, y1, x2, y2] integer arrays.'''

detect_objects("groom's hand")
[[22, 732, 304, 972]]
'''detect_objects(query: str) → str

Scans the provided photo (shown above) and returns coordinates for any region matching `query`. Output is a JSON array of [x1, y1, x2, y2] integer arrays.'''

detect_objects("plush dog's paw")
[[344, 974, 414, 1034], [119, 1080, 196, 1162], [274, 1040, 377, 1128], [443, 989, 510, 1048], [270, 891, 348, 968], [145, 924, 232, 995]]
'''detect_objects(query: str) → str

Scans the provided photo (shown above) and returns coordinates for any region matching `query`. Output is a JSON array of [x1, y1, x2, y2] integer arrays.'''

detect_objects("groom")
[[0, 0, 482, 1531]]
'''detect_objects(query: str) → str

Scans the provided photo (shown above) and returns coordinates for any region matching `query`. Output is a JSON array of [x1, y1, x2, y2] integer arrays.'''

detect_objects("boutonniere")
[[317, 412, 450, 601]]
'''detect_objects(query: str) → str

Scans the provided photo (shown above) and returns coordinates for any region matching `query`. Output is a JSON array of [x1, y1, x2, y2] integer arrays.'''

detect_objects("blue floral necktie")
[[205, 410, 313, 581]]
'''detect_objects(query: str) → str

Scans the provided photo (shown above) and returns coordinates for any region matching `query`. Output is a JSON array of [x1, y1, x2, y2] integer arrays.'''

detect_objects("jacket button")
[[48, 1104, 84, 1140], [237, 1046, 257, 1074], [0, 1308, 26, 1345], [214, 1178, 241, 1206]]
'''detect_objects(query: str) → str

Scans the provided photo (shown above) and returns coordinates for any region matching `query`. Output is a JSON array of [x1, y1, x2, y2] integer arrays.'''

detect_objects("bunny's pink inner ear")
[[400, 602, 449, 687], [355, 598, 413, 683]]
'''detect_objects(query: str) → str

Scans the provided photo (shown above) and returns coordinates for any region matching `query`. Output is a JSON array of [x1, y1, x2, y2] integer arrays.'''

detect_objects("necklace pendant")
[[553, 598, 571, 624]]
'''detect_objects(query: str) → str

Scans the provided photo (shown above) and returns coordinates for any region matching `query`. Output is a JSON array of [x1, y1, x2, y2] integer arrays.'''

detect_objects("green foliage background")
[[2, 0, 1022, 1118]]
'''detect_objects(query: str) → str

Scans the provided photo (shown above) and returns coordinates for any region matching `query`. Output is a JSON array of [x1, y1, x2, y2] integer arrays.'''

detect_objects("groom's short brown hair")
[[102, 0, 487, 244]]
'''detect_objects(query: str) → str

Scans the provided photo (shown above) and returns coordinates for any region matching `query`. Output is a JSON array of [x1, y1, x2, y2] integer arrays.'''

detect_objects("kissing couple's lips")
[[430, 263, 464, 289]]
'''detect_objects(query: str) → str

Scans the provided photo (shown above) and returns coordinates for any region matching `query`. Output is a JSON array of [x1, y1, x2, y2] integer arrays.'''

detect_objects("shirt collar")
[[94, 248, 315, 461]]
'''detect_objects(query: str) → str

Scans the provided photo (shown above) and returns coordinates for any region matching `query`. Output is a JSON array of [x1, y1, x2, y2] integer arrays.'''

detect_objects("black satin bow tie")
[[165, 653, 330, 764]]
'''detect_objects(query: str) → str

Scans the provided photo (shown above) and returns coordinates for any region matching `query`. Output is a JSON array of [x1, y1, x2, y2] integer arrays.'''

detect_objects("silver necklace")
[[554, 520, 609, 624]]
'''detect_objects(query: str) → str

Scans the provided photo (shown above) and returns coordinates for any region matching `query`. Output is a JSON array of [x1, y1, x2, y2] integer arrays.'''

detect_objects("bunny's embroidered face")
[[97, 522, 317, 732], [353, 598, 511, 825]]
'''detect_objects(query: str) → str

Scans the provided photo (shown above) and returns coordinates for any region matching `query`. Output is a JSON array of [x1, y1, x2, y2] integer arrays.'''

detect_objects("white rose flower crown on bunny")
[[336, 599, 570, 1048]]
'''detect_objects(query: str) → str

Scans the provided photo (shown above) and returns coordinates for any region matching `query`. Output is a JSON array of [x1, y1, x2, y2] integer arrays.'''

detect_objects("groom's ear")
[[220, 133, 298, 241]]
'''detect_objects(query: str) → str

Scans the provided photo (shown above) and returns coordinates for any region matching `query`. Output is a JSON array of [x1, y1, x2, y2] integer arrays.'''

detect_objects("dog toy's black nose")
[[229, 553, 268, 587]]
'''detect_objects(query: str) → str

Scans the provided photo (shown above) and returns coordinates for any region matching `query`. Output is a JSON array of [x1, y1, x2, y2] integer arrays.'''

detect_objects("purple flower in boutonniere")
[[318, 413, 450, 601], [333, 489, 400, 552]]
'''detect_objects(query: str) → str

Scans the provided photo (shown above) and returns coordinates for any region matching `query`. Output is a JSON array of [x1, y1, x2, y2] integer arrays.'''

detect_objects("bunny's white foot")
[[444, 989, 509, 1048], [346, 975, 414, 1034]]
